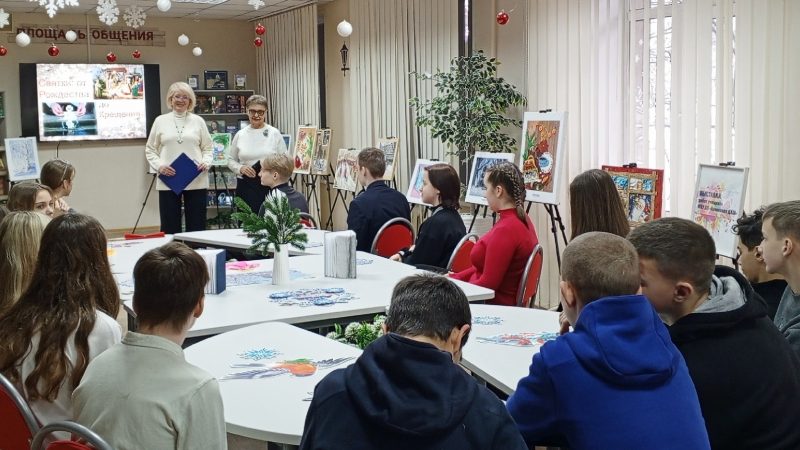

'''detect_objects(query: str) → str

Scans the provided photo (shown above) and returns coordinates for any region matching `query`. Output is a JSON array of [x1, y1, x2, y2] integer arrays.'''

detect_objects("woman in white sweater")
[[227, 94, 288, 213], [145, 82, 213, 233]]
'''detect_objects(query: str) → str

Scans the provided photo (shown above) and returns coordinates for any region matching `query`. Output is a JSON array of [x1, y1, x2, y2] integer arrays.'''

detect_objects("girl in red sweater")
[[451, 162, 538, 306]]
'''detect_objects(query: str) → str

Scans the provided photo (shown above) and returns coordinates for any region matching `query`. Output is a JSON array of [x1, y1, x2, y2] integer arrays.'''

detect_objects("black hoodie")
[[299, 333, 527, 450], [668, 266, 800, 449]]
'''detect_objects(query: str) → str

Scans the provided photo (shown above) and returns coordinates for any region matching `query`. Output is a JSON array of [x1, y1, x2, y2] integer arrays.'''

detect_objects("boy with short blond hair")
[[761, 200, 800, 351]]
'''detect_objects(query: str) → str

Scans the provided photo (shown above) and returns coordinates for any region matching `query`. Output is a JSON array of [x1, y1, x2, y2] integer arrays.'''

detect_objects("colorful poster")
[[293, 126, 317, 174], [333, 148, 359, 192], [465, 152, 516, 206], [691, 164, 749, 259], [602, 165, 664, 227], [378, 137, 399, 180], [210, 133, 232, 166], [405, 159, 438, 205], [311, 129, 331, 175], [518, 111, 567, 205]]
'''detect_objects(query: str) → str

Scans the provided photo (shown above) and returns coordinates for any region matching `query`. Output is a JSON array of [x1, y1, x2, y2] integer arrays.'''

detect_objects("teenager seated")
[[0, 213, 121, 425], [40, 159, 76, 217], [74, 242, 226, 450], [0, 211, 49, 316], [389, 163, 465, 270], [299, 274, 527, 450], [507, 232, 709, 449], [7, 182, 55, 217], [629, 217, 800, 448], [569, 168, 630, 239], [450, 162, 538, 306], [347, 147, 410, 252], [257, 152, 309, 215], [733, 208, 786, 319]]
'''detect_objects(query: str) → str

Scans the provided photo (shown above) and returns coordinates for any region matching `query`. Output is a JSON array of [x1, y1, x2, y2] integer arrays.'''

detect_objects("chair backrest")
[[0, 373, 40, 450], [298, 212, 318, 229], [371, 218, 415, 257], [446, 232, 479, 273], [31, 421, 113, 450], [516, 244, 544, 308]]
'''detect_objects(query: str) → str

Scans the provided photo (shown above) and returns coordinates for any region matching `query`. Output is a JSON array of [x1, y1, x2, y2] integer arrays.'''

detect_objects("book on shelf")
[[225, 124, 239, 135], [195, 95, 212, 114], [195, 248, 226, 294], [225, 95, 241, 113]]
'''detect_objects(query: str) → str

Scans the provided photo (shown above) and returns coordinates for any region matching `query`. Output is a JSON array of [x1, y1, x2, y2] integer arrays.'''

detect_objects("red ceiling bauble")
[[255, 23, 266, 35], [496, 10, 509, 25], [48, 44, 60, 57], [253, 37, 263, 47], [132, 49, 142, 59], [106, 52, 117, 63], [0, 46, 7, 57]]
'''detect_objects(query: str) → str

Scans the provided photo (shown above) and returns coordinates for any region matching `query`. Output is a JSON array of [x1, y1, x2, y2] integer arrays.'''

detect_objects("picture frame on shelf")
[[187, 74, 199, 90], [204, 70, 228, 90], [234, 74, 247, 90]]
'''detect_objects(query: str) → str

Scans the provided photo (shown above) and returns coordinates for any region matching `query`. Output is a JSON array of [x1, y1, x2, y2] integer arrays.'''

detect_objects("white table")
[[461, 304, 560, 395], [108, 235, 174, 277], [122, 252, 494, 338], [174, 228, 327, 256], [184, 321, 362, 445]]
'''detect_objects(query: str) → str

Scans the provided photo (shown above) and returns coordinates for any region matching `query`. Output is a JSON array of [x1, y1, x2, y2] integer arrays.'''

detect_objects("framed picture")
[[203, 70, 228, 90], [518, 111, 568, 205], [234, 73, 247, 90], [187, 74, 199, 90], [311, 129, 331, 175], [210, 133, 232, 166], [333, 148, 360, 192], [293, 126, 317, 174], [205, 120, 226, 134], [602, 165, 664, 227], [465, 151, 516, 206], [377, 137, 399, 180], [4, 137, 41, 182], [406, 159, 439, 205], [691, 164, 750, 259]]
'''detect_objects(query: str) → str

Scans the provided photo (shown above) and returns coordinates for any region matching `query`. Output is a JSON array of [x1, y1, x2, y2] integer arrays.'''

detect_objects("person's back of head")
[[424, 163, 461, 210], [133, 242, 209, 336], [261, 152, 295, 184], [761, 200, 800, 277], [569, 169, 630, 239], [40, 159, 76, 194], [733, 208, 773, 283], [0, 211, 49, 316], [357, 147, 386, 182]]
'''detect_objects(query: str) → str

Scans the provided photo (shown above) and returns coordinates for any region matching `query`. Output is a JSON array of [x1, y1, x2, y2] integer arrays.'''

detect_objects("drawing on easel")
[[405, 159, 438, 205], [4, 137, 41, 182], [602, 165, 664, 227], [293, 126, 317, 174], [518, 111, 567, 205], [691, 164, 749, 259], [311, 129, 331, 175], [378, 137, 399, 181], [333, 148, 359, 192], [465, 151, 515, 206], [210, 133, 232, 166]]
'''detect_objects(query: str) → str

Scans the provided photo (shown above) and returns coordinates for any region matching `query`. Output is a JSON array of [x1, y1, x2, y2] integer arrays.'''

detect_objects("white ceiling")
[[0, 0, 327, 21]]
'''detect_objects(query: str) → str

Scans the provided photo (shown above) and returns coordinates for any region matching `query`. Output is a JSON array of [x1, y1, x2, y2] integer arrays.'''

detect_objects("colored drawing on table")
[[237, 348, 280, 361], [223, 357, 355, 380], [356, 258, 373, 265], [106, 248, 116, 257], [108, 240, 145, 248], [227, 269, 312, 287], [476, 332, 558, 347], [226, 261, 260, 272], [473, 316, 503, 326], [268, 288, 354, 306]]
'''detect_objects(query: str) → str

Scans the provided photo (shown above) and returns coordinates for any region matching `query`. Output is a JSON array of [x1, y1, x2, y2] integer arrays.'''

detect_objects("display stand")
[[302, 173, 323, 225], [209, 166, 231, 227], [467, 204, 497, 233], [133, 172, 158, 234], [325, 188, 351, 230], [526, 201, 569, 273], [716, 161, 739, 271]]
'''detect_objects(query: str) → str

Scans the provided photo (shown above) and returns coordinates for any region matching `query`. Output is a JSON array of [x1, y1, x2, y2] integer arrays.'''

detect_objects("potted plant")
[[326, 315, 386, 349], [231, 192, 308, 285]]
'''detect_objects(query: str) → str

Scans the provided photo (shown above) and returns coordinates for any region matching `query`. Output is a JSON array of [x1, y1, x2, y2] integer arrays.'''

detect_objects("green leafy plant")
[[327, 315, 386, 349], [409, 50, 526, 161], [231, 194, 308, 255]]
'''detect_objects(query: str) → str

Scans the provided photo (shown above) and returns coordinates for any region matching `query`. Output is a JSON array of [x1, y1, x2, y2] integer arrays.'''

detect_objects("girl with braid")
[[451, 161, 539, 306]]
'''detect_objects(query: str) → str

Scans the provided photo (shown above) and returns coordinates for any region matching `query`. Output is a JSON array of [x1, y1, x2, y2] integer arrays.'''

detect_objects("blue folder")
[[159, 152, 202, 195]]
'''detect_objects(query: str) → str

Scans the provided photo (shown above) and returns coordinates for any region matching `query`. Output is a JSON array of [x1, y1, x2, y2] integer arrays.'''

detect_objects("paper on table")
[[324, 230, 357, 278]]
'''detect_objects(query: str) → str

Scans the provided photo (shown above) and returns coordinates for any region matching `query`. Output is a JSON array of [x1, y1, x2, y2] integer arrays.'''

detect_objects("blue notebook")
[[159, 152, 202, 195]]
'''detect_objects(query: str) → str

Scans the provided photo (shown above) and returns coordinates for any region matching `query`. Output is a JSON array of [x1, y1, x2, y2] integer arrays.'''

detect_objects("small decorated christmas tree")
[[232, 192, 308, 255]]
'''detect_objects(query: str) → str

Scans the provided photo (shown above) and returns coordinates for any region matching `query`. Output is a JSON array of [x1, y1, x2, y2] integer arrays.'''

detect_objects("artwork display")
[[223, 357, 355, 380], [378, 137, 399, 181], [602, 165, 664, 227], [311, 129, 331, 175], [476, 332, 559, 347], [518, 111, 567, 205], [333, 148, 360, 192], [203, 70, 228, 90], [691, 164, 749, 259], [210, 133, 232, 166], [4, 137, 41, 182], [293, 126, 318, 174], [405, 159, 438, 205], [465, 151, 516, 206], [187, 74, 199, 89], [234, 73, 247, 90]]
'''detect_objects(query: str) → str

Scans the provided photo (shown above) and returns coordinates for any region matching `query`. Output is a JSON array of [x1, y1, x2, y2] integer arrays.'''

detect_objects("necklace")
[[173, 112, 186, 144]]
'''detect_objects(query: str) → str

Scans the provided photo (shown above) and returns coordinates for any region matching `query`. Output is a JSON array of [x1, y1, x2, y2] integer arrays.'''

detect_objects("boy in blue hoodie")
[[507, 231, 709, 449]]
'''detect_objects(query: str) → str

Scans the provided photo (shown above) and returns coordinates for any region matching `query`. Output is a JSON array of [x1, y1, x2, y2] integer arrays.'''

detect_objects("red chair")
[[516, 244, 544, 308], [370, 218, 415, 258], [299, 212, 318, 229], [31, 421, 113, 450], [0, 373, 40, 450], [446, 233, 479, 273]]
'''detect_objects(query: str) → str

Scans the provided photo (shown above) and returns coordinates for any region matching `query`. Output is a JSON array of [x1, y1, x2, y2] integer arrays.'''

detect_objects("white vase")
[[272, 245, 290, 285]]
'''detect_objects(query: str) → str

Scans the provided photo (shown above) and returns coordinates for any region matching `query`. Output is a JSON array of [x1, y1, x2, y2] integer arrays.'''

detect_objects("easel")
[[301, 173, 323, 223], [133, 172, 157, 234], [209, 165, 232, 228], [526, 201, 569, 273], [717, 161, 740, 271], [325, 187, 352, 230], [467, 204, 497, 233]]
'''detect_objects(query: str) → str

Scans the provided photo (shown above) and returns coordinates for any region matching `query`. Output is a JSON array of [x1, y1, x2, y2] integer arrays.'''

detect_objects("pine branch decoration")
[[231, 193, 308, 255]]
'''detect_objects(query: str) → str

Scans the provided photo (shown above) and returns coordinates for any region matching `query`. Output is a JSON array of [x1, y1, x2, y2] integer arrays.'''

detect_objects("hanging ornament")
[[132, 49, 142, 59], [65, 30, 78, 42], [253, 37, 263, 47], [48, 43, 60, 57], [192, 46, 202, 56], [336, 20, 353, 38], [106, 51, 117, 63], [97, 0, 120, 26], [0, 8, 10, 29], [178, 34, 189, 46], [156, 0, 171, 12], [29, 0, 79, 19], [255, 23, 265, 35], [0, 46, 7, 57], [496, 10, 509, 25], [123, 5, 147, 29], [16, 31, 31, 47]]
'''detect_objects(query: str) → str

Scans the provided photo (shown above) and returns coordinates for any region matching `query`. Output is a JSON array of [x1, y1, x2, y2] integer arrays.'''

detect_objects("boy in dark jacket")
[[507, 232, 709, 449], [629, 217, 800, 449], [299, 274, 526, 450], [733, 208, 786, 319]]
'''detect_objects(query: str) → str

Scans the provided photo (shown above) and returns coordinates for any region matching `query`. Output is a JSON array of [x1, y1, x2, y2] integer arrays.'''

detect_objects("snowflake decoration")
[[237, 348, 279, 361], [96, 0, 119, 26], [29, 0, 80, 19], [248, 0, 265, 10], [0, 9, 10, 29], [123, 5, 146, 29]]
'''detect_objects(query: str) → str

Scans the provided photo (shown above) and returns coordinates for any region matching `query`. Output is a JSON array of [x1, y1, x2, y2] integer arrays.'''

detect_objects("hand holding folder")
[[158, 153, 204, 195]]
